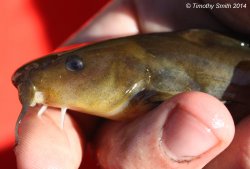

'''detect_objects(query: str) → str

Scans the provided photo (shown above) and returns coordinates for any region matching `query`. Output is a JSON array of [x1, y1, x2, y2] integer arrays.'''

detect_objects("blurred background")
[[1, 0, 110, 168]]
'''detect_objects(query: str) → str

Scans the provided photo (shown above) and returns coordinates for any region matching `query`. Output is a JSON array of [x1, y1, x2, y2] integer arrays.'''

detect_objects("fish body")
[[12, 29, 250, 121]]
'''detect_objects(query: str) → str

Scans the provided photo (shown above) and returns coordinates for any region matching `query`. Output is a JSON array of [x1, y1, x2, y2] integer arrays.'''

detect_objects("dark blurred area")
[[0, 147, 16, 168]]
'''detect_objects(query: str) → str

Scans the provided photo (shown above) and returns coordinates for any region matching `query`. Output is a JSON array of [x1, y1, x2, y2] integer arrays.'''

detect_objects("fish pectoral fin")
[[111, 90, 171, 120], [147, 91, 174, 103]]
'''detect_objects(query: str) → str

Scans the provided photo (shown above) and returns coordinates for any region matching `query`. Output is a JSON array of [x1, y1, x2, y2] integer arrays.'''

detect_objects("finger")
[[132, 0, 223, 32], [96, 92, 235, 169], [203, 0, 250, 34], [65, 0, 225, 45], [204, 116, 250, 169], [64, 0, 139, 45], [15, 106, 84, 169]]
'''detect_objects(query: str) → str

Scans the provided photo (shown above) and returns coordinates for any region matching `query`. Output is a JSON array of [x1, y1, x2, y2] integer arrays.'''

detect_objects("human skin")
[[15, 0, 250, 169]]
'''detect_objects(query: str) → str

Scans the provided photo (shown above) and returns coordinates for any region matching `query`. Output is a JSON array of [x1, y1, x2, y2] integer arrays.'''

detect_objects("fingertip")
[[162, 92, 235, 167], [205, 116, 250, 169], [96, 92, 235, 169], [15, 106, 84, 169], [170, 92, 235, 147]]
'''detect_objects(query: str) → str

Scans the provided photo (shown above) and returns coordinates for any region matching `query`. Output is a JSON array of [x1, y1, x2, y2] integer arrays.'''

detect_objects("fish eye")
[[65, 55, 84, 71], [240, 42, 250, 48]]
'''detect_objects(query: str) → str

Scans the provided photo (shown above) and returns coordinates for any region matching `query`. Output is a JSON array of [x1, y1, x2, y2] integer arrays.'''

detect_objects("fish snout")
[[12, 63, 39, 87], [12, 54, 62, 87]]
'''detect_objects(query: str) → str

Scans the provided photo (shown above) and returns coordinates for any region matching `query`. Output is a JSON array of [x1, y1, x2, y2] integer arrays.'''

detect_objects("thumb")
[[95, 92, 235, 169]]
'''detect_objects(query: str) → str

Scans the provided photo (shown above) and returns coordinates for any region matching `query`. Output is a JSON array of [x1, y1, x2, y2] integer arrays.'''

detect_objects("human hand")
[[15, 0, 250, 169]]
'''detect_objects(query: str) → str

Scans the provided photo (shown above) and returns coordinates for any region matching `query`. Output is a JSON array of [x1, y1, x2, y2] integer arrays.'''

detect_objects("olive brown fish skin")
[[12, 29, 250, 121]]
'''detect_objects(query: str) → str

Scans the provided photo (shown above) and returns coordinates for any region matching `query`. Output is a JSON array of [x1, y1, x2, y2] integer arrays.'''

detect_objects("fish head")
[[12, 39, 149, 118]]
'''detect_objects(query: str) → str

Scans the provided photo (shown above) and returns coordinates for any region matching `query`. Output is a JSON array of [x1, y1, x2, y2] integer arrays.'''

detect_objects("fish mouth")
[[12, 53, 64, 105], [13, 73, 38, 108]]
